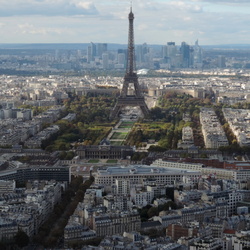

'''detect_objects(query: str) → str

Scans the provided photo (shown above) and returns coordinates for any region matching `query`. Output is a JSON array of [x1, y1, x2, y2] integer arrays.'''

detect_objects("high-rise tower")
[[110, 8, 149, 119]]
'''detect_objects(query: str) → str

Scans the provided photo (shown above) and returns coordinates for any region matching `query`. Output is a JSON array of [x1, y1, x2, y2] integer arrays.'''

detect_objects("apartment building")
[[0, 219, 18, 242], [223, 108, 250, 147], [91, 210, 141, 237], [0, 180, 15, 193], [94, 165, 201, 192], [200, 107, 228, 149], [152, 159, 203, 171]]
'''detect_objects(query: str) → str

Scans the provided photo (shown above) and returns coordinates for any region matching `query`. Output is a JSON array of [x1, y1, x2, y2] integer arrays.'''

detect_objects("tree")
[[14, 230, 29, 248], [149, 107, 164, 120], [200, 153, 208, 158], [147, 207, 159, 218], [65, 151, 75, 160], [75, 190, 85, 202], [162, 201, 177, 210], [59, 151, 67, 160], [148, 145, 166, 152]]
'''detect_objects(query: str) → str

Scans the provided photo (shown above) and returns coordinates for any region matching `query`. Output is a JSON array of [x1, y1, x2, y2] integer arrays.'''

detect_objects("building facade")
[[76, 139, 134, 160]]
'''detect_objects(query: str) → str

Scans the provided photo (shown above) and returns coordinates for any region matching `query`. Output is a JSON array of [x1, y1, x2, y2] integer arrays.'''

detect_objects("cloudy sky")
[[0, 0, 249, 45]]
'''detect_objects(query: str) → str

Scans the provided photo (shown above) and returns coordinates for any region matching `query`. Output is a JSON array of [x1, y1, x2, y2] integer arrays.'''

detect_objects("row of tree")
[[127, 92, 209, 150], [33, 175, 94, 248], [1, 176, 95, 249], [214, 103, 250, 154], [41, 95, 117, 152]]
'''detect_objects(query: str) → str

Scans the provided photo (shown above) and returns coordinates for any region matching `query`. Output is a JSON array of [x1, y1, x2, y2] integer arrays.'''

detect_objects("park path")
[[107, 118, 136, 145]]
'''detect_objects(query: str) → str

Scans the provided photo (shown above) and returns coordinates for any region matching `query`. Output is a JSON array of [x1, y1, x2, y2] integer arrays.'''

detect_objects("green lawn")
[[88, 159, 99, 163], [110, 132, 128, 140], [110, 141, 123, 146], [106, 159, 118, 163], [118, 121, 135, 129]]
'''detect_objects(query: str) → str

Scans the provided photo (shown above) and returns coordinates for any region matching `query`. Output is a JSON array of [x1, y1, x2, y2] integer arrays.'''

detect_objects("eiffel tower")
[[110, 7, 149, 119]]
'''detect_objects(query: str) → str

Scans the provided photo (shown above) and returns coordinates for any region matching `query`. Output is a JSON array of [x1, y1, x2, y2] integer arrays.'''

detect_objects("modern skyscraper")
[[162, 42, 177, 68], [180, 42, 191, 68], [218, 55, 226, 68], [110, 7, 149, 119], [136, 43, 148, 64], [102, 53, 109, 69], [193, 40, 203, 68], [117, 49, 127, 69], [87, 46, 91, 63], [167, 42, 177, 58], [117, 53, 125, 66], [97, 43, 108, 58], [87, 42, 96, 62]]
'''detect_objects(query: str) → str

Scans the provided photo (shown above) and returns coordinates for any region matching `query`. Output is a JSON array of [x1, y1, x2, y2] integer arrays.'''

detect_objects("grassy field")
[[106, 159, 118, 163], [118, 121, 135, 129], [110, 141, 123, 146], [110, 132, 128, 140], [134, 122, 172, 130], [88, 159, 99, 163]]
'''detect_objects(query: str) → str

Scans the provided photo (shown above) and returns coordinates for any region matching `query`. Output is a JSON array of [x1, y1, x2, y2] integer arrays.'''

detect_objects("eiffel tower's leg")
[[110, 104, 122, 119], [140, 104, 150, 117], [121, 81, 129, 97]]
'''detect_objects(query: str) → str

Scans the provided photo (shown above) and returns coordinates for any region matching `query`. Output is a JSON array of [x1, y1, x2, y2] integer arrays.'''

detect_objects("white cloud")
[[0, 0, 99, 16], [18, 23, 34, 34], [74, 1, 94, 9], [18, 23, 63, 35], [193, 0, 250, 3], [169, 1, 203, 12], [0, 0, 249, 44]]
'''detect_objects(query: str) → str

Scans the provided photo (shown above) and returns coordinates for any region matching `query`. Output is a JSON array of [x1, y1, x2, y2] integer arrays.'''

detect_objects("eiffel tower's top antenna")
[[127, 0, 136, 75]]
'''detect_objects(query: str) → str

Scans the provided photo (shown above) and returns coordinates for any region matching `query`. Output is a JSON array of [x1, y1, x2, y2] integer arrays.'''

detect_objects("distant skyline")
[[1, 0, 250, 45]]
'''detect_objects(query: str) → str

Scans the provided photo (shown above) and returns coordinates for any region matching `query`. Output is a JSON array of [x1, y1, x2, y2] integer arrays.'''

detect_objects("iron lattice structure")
[[110, 8, 149, 119]]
